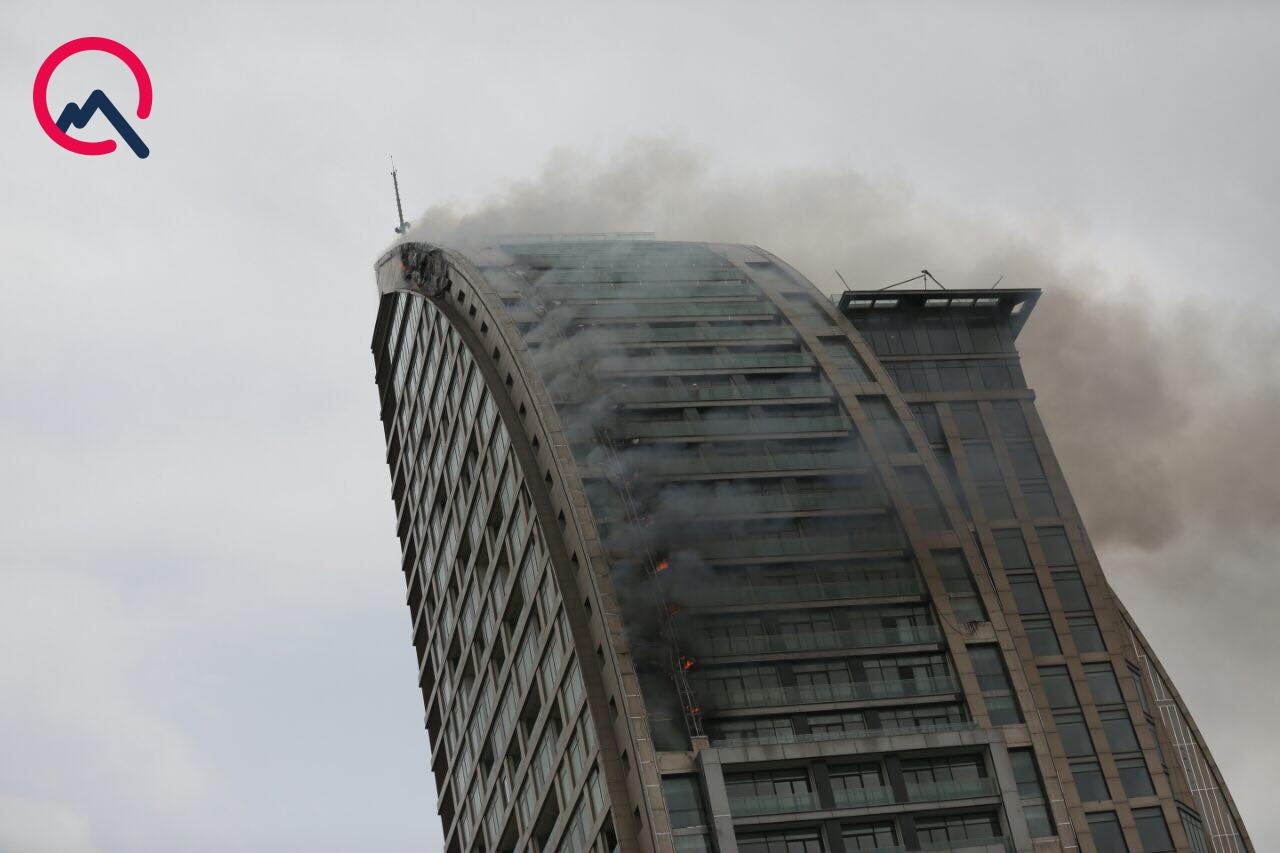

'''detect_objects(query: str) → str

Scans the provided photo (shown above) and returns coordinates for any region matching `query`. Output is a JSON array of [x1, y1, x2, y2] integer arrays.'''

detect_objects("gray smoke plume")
[[409, 138, 1278, 823], [412, 138, 1280, 554]]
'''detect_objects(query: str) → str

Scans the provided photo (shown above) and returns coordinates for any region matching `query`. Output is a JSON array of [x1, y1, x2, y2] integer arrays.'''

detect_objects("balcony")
[[591, 324, 796, 345], [906, 776, 1000, 802], [596, 352, 814, 375], [830, 785, 896, 809], [711, 720, 977, 748], [614, 381, 832, 406], [573, 301, 776, 320], [917, 838, 1012, 853], [698, 675, 959, 709], [639, 449, 871, 478], [696, 532, 903, 562], [610, 414, 849, 440], [701, 624, 941, 657], [679, 576, 921, 607], [727, 790, 819, 817]]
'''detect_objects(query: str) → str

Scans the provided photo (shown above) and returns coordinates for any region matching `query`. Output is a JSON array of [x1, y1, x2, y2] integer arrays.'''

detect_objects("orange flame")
[[655, 560, 670, 573], [681, 656, 695, 671]]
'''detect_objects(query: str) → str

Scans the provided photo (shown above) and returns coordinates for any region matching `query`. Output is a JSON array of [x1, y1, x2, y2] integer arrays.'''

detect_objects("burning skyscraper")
[[370, 236, 1250, 853]]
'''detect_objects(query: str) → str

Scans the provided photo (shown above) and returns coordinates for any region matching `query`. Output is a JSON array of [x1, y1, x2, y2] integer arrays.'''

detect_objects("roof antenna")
[[990, 274, 1004, 290], [834, 269, 851, 290], [390, 156, 409, 235]]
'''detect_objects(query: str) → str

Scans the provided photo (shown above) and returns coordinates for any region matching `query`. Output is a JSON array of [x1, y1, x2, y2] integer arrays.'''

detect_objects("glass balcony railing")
[[696, 532, 903, 561], [697, 675, 959, 709], [532, 282, 757, 300], [574, 301, 776, 320], [614, 380, 831, 405], [830, 785, 896, 808], [599, 324, 797, 344], [713, 720, 977, 748], [916, 837, 1012, 852], [905, 777, 1000, 802], [612, 414, 848, 439], [726, 790, 820, 817], [640, 450, 871, 477], [612, 415, 850, 440], [597, 352, 815, 374], [680, 576, 920, 607], [702, 624, 941, 656]]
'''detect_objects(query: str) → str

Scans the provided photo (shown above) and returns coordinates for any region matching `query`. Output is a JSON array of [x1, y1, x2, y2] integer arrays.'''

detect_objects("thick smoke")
[[410, 138, 1280, 554], [408, 139, 1277, 812]]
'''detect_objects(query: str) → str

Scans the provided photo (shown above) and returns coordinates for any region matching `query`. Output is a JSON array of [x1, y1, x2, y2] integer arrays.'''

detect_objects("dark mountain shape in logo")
[[55, 89, 148, 159]]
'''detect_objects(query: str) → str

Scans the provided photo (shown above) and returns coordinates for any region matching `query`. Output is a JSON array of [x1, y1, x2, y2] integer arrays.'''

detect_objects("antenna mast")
[[390, 156, 409, 235]]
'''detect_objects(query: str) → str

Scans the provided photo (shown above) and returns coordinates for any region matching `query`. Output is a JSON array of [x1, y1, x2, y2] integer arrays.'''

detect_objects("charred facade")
[[370, 238, 1251, 853]]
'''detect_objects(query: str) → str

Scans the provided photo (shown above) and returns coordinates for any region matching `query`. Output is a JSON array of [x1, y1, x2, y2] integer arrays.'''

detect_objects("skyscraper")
[[370, 237, 1250, 853]]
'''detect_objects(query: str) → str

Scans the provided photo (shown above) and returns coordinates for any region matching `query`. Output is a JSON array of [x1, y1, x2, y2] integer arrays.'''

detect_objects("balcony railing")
[[614, 380, 832, 405], [679, 576, 921, 607], [597, 352, 814, 374], [906, 777, 1000, 802], [697, 675, 959, 709], [639, 450, 872, 478], [712, 720, 977, 748], [574, 301, 776, 320], [916, 837, 1012, 853], [599, 324, 797, 345], [610, 414, 849, 439], [830, 785, 896, 809], [726, 790, 820, 817], [696, 532, 903, 561], [701, 624, 941, 657]]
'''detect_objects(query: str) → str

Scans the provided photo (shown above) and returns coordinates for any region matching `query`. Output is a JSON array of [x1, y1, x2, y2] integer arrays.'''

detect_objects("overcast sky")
[[2, 2, 1277, 851]]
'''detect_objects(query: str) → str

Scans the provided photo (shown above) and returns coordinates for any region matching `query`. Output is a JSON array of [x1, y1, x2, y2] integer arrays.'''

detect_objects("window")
[[1130, 667, 1151, 714], [934, 550, 985, 622], [675, 835, 714, 853], [950, 402, 986, 438], [1055, 712, 1095, 757], [1039, 666, 1079, 708], [897, 467, 947, 532], [992, 400, 1029, 437], [738, 829, 824, 853], [1133, 807, 1174, 852], [915, 812, 1001, 846], [662, 776, 707, 829], [993, 529, 1032, 570], [969, 645, 1022, 724], [1085, 663, 1124, 706], [1053, 570, 1093, 612], [1071, 759, 1110, 801], [859, 397, 912, 453], [909, 403, 943, 445], [841, 823, 897, 851], [1009, 576, 1048, 615], [1010, 749, 1055, 838], [1088, 811, 1129, 853], [1116, 756, 1155, 797], [978, 482, 1015, 519], [1022, 481, 1059, 517], [1068, 615, 1107, 653], [821, 338, 872, 383], [1037, 526, 1076, 566], [1024, 617, 1062, 656], [1101, 709, 1141, 753], [1180, 809, 1211, 853]]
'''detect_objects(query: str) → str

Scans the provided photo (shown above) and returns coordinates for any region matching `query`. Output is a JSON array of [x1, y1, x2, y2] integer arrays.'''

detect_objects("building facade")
[[370, 237, 1251, 853]]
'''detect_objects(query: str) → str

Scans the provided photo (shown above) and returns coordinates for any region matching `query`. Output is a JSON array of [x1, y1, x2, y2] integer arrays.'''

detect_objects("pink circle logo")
[[34, 37, 152, 158]]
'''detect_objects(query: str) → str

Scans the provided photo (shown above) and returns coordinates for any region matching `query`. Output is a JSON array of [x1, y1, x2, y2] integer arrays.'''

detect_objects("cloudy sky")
[[2, 2, 1277, 851]]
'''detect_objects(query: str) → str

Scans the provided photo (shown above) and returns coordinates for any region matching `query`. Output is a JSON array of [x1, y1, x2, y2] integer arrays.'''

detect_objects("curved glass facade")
[[372, 238, 1250, 853]]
